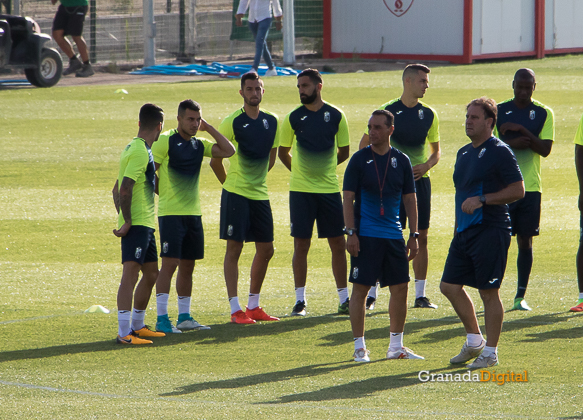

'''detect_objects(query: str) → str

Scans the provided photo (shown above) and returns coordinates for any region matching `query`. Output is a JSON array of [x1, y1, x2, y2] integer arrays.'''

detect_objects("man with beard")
[[210, 72, 281, 324], [279, 68, 350, 316], [152, 99, 235, 333]]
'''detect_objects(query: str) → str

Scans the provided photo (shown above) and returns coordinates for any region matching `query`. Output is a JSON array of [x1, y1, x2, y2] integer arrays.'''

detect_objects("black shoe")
[[291, 300, 306, 316], [75, 63, 95, 78], [414, 296, 438, 309], [63, 58, 83, 76], [366, 296, 376, 310]]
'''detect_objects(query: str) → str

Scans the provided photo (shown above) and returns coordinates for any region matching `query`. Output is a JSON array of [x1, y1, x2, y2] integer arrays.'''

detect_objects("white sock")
[[354, 336, 365, 351], [131, 308, 146, 331], [178, 296, 191, 315], [367, 283, 378, 299], [337, 287, 349, 303], [295, 287, 306, 303], [579, 292, 583, 301], [248, 293, 260, 310], [482, 345, 497, 357], [229, 296, 242, 314], [117, 310, 131, 337], [389, 332, 403, 352], [467, 333, 484, 347], [415, 279, 426, 299], [156, 293, 169, 317]]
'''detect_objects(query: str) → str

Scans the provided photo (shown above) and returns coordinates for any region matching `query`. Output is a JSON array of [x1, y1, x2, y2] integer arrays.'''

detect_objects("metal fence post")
[[12, 0, 18, 15], [143, 0, 156, 67], [90, 0, 96, 63], [187, 0, 197, 58], [283, 0, 295, 66]]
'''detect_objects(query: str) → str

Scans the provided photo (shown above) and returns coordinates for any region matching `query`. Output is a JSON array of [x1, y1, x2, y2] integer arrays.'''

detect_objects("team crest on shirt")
[[163, 242, 168, 253], [324, 111, 330, 122], [383, 0, 415, 17], [418, 109, 424, 120], [263, 118, 269, 129], [478, 148, 486, 158], [191, 139, 198, 150], [227, 225, 234, 236], [135, 247, 142, 259], [529, 110, 535, 120], [391, 157, 397, 168], [352, 267, 359, 279]]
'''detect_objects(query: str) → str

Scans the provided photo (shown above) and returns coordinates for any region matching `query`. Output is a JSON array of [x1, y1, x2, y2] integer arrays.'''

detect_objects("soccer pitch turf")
[[1, 55, 583, 419]]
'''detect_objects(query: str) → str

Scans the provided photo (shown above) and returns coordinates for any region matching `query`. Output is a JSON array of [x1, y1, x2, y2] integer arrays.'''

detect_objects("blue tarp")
[[129, 62, 300, 77]]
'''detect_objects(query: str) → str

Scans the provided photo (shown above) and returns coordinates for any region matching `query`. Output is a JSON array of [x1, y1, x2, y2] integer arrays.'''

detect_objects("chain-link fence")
[[4, 0, 322, 66]]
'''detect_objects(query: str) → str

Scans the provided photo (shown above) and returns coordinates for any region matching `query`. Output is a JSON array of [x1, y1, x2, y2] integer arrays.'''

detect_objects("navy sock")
[[516, 248, 533, 299]]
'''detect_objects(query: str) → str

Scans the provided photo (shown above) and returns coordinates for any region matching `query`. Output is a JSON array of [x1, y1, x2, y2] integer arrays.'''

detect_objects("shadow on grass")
[[0, 314, 347, 363]]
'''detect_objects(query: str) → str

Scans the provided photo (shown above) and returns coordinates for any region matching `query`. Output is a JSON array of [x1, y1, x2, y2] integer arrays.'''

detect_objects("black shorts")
[[441, 225, 511, 290], [220, 189, 274, 243], [399, 177, 431, 231], [52, 5, 88, 37], [289, 191, 344, 238], [508, 191, 541, 237], [159, 215, 204, 260], [121, 225, 158, 265], [349, 236, 410, 287]]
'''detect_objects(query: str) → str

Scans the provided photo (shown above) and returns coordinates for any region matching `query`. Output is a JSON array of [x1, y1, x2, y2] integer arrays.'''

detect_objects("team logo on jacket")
[[324, 111, 330, 122], [227, 225, 234, 236], [352, 267, 359, 279], [478, 148, 486, 158], [383, 0, 415, 17], [191, 139, 198, 150], [529, 110, 535, 120], [162, 242, 168, 254], [418, 109, 424, 120], [135, 247, 142, 259], [263, 118, 269, 129], [391, 157, 397, 168]]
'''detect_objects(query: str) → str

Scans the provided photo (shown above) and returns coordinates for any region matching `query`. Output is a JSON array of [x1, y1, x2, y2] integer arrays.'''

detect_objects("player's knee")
[[294, 239, 311, 255]]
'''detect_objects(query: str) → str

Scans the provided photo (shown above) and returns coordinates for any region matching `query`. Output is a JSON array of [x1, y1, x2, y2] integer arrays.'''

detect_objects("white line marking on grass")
[[0, 380, 564, 419], [0, 314, 68, 325]]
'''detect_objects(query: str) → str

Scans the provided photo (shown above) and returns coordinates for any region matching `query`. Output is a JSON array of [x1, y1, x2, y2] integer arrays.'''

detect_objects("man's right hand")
[[235, 14, 244, 27], [346, 235, 360, 257], [51, 0, 58, 5], [113, 222, 131, 238]]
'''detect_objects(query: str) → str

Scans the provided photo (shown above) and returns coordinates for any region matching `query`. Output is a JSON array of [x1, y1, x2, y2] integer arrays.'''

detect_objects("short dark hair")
[[467, 97, 497, 129], [513, 68, 535, 83], [403, 63, 430, 80], [371, 109, 394, 128], [178, 99, 200, 116], [139, 103, 164, 130], [297, 68, 323, 85], [241, 71, 263, 89]]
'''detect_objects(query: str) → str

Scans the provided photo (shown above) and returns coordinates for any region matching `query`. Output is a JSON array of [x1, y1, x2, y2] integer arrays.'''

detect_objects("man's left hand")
[[461, 196, 483, 214], [412, 163, 430, 181]]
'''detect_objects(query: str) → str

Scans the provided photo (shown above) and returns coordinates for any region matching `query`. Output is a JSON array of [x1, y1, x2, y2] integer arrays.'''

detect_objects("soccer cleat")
[[353, 348, 370, 362], [449, 339, 486, 364], [134, 325, 166, 338], [156, 315, 182, 333], [116, 334, 152, 345], [230, 310, 256, 324], [338, 298, 350, 315], [569, 302, 583, 312], [265, 68, 278, 77], [414, 296, 438, 309], [291, 300, 306, 316], [467, 352, 499, 369], [386, 346, 424, 360], [366, 296, 376, 310], [62, 58, 83, 76], [176, 314, 211, 330], [511, 298, 532, 311], [75, 63, 95, 78], [245, 306, 280, 321]]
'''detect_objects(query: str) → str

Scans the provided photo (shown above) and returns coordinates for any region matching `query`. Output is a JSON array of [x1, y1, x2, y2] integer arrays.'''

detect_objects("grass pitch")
[[1, 55, 583, 419]]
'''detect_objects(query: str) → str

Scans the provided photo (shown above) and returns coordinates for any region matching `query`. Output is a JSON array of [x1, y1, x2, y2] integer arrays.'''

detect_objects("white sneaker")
[[353, 348, 370, 362], [265, 68, 278, 77], [176, 317, 211, 331], [386, 347, 424, 359], [449, 339, 486, 364], [467, 352, 498, 369]]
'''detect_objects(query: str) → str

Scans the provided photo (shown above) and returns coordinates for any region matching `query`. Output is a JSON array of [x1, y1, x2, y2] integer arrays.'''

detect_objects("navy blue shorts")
[[399, 176, 430, 231], [508, 191, 541, 237], [121, 225, 158, 265], [441, 225, 511, 290], [289, 191, 344, 238], [158, 215, 204, 260], [52, 5, 88, 37], [349, 236, 410, 287], [220, 189, 273, 243]]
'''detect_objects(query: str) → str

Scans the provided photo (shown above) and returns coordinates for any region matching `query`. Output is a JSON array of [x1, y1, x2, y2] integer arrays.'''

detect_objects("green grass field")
[[1, 55, 583, 419]]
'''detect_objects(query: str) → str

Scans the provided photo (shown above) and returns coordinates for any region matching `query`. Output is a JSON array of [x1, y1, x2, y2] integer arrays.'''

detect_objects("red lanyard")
[[371, 147, 391, 216]]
